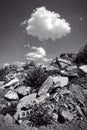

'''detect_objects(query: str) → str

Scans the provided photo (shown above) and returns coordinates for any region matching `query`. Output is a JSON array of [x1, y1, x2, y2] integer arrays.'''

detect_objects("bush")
[[23, 61, 36, 70], [0, 64, 18, 81], [24, 65, 49, 91], [0, 68, 7, 81], [28, 103, 52, 127]]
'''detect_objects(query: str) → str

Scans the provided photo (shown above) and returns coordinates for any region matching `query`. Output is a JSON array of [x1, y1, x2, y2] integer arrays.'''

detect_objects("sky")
[[0, 0, 87, 66]]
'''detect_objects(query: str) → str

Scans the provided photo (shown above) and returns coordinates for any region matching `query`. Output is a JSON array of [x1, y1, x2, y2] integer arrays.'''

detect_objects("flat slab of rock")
[[38, 76, 53, 96], [58, 58, 71, 65], [15, 86, 31, 96], [66, 65, 78, 71], [79, 65, 87, 73], [52, 76, 69, 88], [3, 78, 19, 88], [4, 90, 19, 100]]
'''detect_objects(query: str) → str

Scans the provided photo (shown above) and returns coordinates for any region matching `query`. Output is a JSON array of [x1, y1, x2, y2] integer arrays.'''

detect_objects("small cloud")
[[22, 6, 71, 41], [26, 47, 51, 64]]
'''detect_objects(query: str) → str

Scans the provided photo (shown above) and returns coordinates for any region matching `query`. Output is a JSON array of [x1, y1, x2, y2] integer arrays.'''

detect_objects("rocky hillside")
[[0, 44, 87, 130]]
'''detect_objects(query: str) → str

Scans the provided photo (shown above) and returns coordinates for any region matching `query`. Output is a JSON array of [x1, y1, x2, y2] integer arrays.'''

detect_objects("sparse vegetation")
[[28, 103, 52, 127], [24, 65, 49, 91]]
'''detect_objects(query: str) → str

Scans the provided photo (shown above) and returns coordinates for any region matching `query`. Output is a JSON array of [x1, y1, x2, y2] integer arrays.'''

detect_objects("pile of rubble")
[[0, 44, 87, 128]]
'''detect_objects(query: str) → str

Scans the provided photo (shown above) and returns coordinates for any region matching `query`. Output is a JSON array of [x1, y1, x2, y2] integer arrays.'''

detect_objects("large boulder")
[[17, 93, 37, 111], [4, 90, 19, 101]]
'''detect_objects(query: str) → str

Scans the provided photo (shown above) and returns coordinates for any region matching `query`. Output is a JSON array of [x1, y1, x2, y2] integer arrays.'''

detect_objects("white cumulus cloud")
[[26, 47, 51, 63], [22, 6, 71, 41]]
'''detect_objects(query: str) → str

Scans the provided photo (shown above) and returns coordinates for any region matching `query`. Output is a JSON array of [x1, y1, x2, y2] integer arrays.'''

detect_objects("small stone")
[[5, 90, 19, 100], [15, 86, 31, 96], [76, 105, 83, 116], [52, 113, 58, 121], [62, 110, 74, 121], [52, 93, 59, 102]]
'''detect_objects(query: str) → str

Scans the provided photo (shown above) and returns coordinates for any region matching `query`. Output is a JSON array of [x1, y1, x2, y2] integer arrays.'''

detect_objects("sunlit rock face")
[[4, 90, 19, 101]]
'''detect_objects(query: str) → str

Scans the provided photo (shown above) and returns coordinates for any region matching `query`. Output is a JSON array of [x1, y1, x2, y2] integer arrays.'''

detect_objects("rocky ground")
[[0, 44, 87, 130]]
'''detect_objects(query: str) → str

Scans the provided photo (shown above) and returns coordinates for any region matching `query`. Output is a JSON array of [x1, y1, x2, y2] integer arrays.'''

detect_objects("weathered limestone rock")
[[17, 93, 37, 111], [4, 90, 19, 100], [76, 105, 83, 116], [61, 110, 74, 121], [61, 68, 78, 77], [3, 78, 19, 88], [15, 86, 31, 96], [46, 65, 59, 71], [79, 65, 87, 73], [38, 76, 53, 96], [50, 57, 71, 69], [52, 76, 69, 88], [66, 65, 78, 71], [58, 58, 71, 65], [52, 113, 58, 121]]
